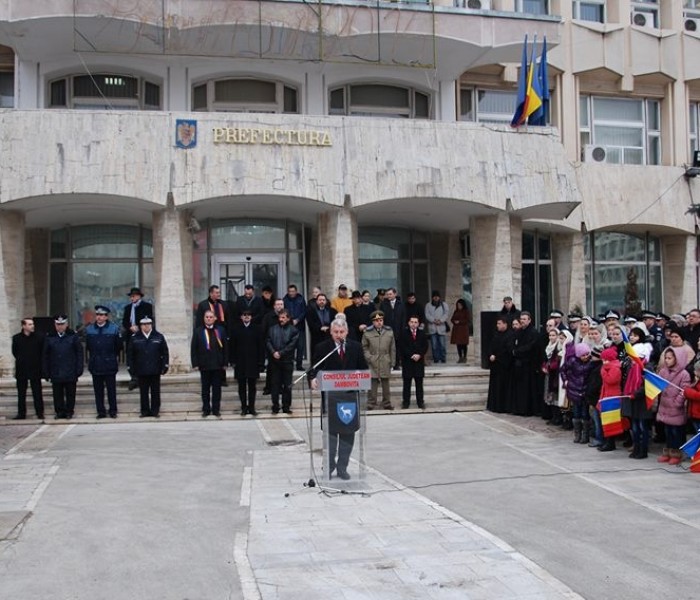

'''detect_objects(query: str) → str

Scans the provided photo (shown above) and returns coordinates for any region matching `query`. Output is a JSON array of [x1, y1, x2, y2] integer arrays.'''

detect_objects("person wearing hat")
[[85, 305, 123, 419], [11, 318, 45, 420], [373, 288, 386, 308], [230, 309, 264, 417], [603, 310, 621, 326], [121, 287, 154, 390], [343, 290, 372, 342], [549, 310, 565, 331], [425, 290, 450, 364], [567, 313, 582, 335], [42, 315, 84, 420], [127, 317, 169, 418], [642, 310, 663, 365], [192, 309, 229, 417], [330, 284, 353, 315], [499, 296, 521, 323], [362, 311, 395, 410]]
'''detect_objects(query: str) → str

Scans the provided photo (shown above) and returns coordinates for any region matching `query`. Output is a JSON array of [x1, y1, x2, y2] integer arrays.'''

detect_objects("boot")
[[550, 407, 563, 426], [657, 448, 671, 463], [572, 418, 582, 443], [580, 420, 590, 445], [598, 438, 616, 452], [668, 448, 682, 465], [561, 411, 573, 430]]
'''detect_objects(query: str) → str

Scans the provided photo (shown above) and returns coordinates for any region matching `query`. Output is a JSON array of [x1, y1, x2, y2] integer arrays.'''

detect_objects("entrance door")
[[211, 254, 285, 302]]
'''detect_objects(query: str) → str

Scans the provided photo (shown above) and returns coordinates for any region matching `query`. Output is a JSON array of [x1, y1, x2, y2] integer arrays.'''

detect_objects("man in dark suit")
[[191, 310, 228, 417], [306, 293, 337, 351], [309, 318, 368, 480], [230, 309, 265, 416], [399, 316, 429, 409]]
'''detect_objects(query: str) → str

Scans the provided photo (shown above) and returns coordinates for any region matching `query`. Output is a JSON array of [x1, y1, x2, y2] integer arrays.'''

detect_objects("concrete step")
[[0, 367, 489, 422]]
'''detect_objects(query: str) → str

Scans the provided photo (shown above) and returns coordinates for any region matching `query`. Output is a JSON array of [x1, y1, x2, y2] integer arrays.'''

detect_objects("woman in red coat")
[[450, 299, 470, 364]]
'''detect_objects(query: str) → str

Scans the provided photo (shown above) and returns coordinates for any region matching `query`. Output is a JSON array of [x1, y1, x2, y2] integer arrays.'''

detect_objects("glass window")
[[71, 225, 140, 259], [358, 227, 430, 302], [690, 102, 699, 157], [48, 74, 161, 110], [193, 78, 298, 114], [573, 1, 605, 22], [521, 231, 552, 326], [49, 225, 153, 324], [581, 95, 661, 165], [211, 221, 286, 249], [516, 0, 548, 15], [330, 84, 431, 119], [0, 71, 13, 108], [585, 231, 662, 316]]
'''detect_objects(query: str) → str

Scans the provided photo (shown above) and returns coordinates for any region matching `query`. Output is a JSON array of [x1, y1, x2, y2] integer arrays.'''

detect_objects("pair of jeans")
[[631, 418, 649, 452], [664, 423, 686, 450], [572, 402, 589, 420], [430, 334, 446, 363], [589, 406, 603, 443]]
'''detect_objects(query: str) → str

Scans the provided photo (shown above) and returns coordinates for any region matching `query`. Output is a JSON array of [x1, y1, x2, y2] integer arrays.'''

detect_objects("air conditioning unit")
[[631, 10, 656, 29], [456, 0, 491, 8], [584, 145, 608, 163], [685, 17, 700, 32]]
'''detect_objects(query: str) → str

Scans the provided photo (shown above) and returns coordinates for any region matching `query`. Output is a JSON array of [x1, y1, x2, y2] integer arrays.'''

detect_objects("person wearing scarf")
[[191, 310, 228, 417]]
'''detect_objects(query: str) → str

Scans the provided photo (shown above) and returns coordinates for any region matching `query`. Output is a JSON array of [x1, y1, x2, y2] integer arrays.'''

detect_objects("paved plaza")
[[1, 411, 699, 599]]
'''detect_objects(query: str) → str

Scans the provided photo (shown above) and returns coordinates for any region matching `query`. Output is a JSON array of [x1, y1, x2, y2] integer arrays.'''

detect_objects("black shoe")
[[54, 414, 65, 420], [249, 410, 258, 417], [153, 413, 160, 419], [240, 409, 248, 416], [366, 405, 376, 411], [97, 414, 107, 419], [128, 380, 138, 391], [401, 403, 409, 409], [202, 411, 210, 418], [262, 388, 271, 396], [272, 407, 280, 415], [212, 411, 221, 418], [382, 405, 394, 411], [139, 413, 150, 418], [37, 415, 44, 420], [12, 415, 26, 420], [109, 413, 117, 419], [634, 450, 648, 459], [598, 440, 616, 452], [283, 408, 292, 414], [417, 402, 425, 409], [65, 413, 73, 420], [336, 470, 351, 480]]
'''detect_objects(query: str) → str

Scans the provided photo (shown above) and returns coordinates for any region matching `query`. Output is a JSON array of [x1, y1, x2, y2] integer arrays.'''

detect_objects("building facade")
[[0, 0, 698, 373]]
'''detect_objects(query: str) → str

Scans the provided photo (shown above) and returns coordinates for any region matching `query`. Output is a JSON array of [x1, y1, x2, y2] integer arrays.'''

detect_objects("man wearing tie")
[[309, 318, 368, 480], [399, 316, 429, 409]]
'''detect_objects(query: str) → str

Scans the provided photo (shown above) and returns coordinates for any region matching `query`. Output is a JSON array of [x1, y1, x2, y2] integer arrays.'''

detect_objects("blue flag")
[[529, 37, 549, 126], [681, 430, 700, 458]]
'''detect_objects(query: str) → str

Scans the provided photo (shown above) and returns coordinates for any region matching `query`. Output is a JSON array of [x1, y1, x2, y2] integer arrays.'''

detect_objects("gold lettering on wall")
[[212, 127, 333, 147]]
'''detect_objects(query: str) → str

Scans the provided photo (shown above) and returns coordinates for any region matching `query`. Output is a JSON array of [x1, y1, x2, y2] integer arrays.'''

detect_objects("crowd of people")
[[487, 297, 700, 462], [10, 284, 473, 421]]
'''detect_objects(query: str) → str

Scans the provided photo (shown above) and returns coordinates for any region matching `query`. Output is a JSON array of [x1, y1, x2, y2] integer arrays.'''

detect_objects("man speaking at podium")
[[309, 317, 368, 480]]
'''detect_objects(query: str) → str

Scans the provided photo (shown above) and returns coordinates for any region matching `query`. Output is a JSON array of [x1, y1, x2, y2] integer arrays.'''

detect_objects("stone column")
[[152, 195, 194, 373], [26, 229, 50, 317], [661, 234, 697, 314], [0, 211, 26, 375], [551, 232, 586, 314], [316, 208, 358, 294], [470, 213, 522, 358]]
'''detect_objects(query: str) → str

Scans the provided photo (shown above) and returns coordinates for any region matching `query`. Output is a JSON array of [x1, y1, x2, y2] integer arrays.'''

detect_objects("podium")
[[318, 370, 371, 484]]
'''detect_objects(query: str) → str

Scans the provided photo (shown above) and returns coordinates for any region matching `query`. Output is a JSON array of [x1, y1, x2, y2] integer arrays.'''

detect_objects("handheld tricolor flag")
[[680, 430, 700, 459], [510, 36, 542, 128], [643, 369, 670, 410], [597, 396, 625, 438]]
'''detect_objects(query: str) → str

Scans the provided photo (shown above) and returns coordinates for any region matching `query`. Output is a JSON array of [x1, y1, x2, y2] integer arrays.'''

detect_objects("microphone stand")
[[292, 344, 340, 489]]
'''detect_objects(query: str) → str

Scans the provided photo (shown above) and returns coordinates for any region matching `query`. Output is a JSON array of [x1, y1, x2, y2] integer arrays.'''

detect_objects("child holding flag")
[[598, 347, 623, 452], [682, 361, 700, 432], [656, 347, 690, 465]]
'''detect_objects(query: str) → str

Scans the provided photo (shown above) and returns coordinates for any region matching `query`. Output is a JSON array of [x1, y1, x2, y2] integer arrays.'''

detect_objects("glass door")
[[211, 254, 285, 302]]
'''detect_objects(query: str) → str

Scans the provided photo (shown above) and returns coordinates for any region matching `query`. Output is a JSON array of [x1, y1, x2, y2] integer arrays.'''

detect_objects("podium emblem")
[[337, 402, 356, 425]]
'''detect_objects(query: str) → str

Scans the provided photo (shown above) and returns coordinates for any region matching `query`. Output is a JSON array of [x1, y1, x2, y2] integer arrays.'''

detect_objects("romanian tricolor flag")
[[680, 430, 700, 459], [621, 328, 645, 371], [528, 36, 549, 126], [690, 451, 700, 473], [597, 396, 625, 438], [510, 36, 542, 128], [643, 369, 670, 410]]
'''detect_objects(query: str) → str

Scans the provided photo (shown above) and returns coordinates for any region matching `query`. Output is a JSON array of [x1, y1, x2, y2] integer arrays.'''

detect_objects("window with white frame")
[[631, 0, 659, 28], [515, 0, 549, 15], [192, 78, 298, 113], [685, 0, 700, 31], [459, 88, 523, 124], [49, 74, 161, 110], [573, 1, 605, 23], [329, 84, 431, 119], [691, 102, 699, 157], [579, 95, 661, 165]]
